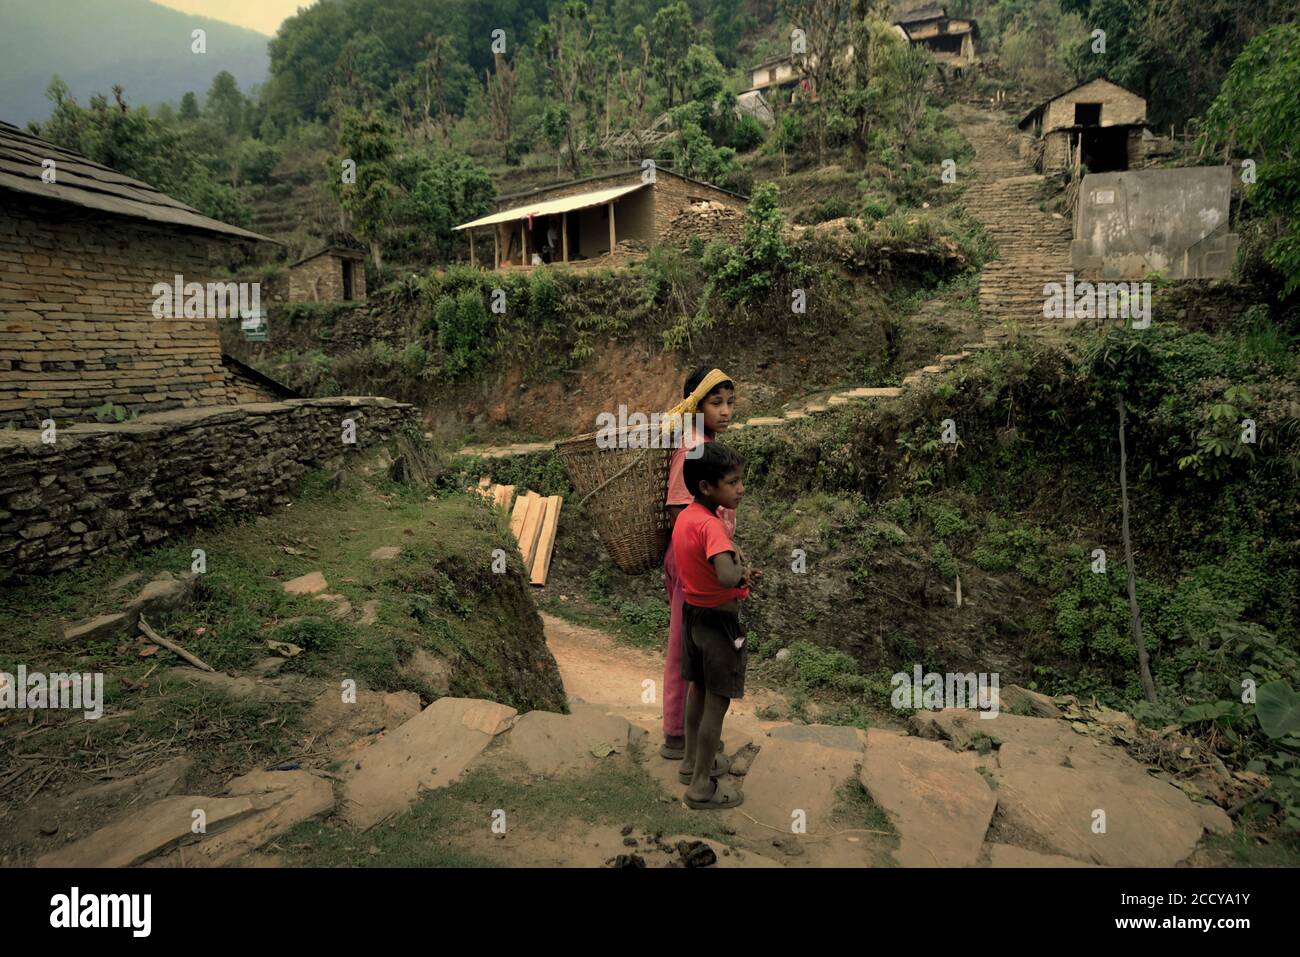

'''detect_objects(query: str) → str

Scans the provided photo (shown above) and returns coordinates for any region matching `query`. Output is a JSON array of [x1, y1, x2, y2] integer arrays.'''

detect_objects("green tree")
[[1203, 24, 1300, 296], [537, 1, 598, 177], [330, 110, 398, 270], [179, 91, 200, 121], [408, 151, 497, 259], [648, 1, 693, 108], [204, 71, 247, 137]]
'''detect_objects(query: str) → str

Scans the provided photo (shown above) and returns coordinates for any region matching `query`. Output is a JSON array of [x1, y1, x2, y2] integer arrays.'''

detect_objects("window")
[[1075, 103, 1102, 127], [768, 69, 777, 83]]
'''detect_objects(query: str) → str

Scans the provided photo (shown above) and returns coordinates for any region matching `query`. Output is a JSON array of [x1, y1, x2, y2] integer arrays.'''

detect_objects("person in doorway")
[[660, 367, 737, 764]]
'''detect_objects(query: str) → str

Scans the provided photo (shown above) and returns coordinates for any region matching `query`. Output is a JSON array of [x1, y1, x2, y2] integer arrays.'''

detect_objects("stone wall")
[[0, 195, 251, 426], [288, 252, 367, 303], [0, 396, 414, 576], [1151, 280, 1265, 333], [651, 172, 748, 243]]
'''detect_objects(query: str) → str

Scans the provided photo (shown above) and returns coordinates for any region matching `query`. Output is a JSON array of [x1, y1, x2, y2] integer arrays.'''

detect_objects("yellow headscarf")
[[661, 368, 733, 437]]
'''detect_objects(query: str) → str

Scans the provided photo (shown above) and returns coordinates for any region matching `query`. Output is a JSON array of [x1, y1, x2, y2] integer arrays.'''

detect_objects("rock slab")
[[343, 697, 517, 829], [860, 729, 996, 867]]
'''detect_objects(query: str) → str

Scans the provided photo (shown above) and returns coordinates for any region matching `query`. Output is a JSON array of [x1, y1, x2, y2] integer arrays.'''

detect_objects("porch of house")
[[455, 182, 655, 272]]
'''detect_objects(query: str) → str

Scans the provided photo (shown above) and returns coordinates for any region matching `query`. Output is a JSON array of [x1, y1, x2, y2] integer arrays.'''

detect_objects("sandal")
[[683, 777, 744, 811], [677, 752, 732, 785], [660, 738, 725, 761]]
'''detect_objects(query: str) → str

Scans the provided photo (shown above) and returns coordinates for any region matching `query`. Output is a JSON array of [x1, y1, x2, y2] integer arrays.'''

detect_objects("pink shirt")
[[666, 429, 735, 537]]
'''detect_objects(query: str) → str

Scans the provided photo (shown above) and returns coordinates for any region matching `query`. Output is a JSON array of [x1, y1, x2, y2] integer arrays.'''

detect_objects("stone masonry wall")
[[0, 396, 414, 576], [288, 253, 367, 303], [0, 195, 244, 425]]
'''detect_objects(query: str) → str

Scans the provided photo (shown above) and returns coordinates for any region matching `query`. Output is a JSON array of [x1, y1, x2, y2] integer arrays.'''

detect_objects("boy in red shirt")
[[674, 442, 755, 810]]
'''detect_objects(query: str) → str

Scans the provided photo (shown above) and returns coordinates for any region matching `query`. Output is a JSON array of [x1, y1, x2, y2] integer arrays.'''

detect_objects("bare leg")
[[684, 690, 730, 802], [683, 682, 702, 768]]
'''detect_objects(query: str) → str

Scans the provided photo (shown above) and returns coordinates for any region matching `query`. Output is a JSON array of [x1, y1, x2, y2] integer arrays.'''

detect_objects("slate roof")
[[0, 120, 272, 243]]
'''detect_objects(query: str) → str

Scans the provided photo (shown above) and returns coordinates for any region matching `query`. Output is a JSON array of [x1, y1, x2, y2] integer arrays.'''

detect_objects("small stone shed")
[[454, 168, 748, 270], [0, 120, 279, 425], [287, 245, 367, 303], [1018, 78, 1153, 175]]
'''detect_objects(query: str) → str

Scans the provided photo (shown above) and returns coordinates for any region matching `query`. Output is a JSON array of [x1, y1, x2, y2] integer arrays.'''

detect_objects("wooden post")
[[607, 201, 616, 256], [562, 212, 569, 263], [469, 231, 476, 267], [494, 227, 500, 269], [522, 222, 528, 266]]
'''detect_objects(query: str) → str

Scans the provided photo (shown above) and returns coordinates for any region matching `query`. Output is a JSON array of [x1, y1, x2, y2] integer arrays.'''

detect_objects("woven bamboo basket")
[[554, 429, 675, 574]]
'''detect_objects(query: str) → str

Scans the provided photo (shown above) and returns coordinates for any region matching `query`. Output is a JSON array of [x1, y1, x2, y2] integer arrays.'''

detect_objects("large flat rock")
[[342, 697, 517, 829], [767, 724, 867, 753], [993, 763, 1209, 867], [860, 730, 996, 867], [733, 736, 861, 840], [496, 701, 644, 776], [175, 770, 335, 867], [987, 843, 1100, 868], [912, 708, 1130, 774], [36, 795, 260, 868]]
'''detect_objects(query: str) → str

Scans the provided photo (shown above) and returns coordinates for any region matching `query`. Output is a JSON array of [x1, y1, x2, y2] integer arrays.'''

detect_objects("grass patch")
[[277, 757, 725, 867]]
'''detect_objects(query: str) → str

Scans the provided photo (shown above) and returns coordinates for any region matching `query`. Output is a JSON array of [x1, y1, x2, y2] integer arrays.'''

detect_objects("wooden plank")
[[509, 493, 532, 540], [493, 484, 515, 511], [529, 496, 563, 586], [517, 494, 546, 568]]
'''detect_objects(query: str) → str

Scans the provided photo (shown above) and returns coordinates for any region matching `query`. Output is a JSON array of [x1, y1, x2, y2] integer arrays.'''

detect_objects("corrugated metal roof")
[[0, 120, 274, 243], [454, 182, 648, 231]]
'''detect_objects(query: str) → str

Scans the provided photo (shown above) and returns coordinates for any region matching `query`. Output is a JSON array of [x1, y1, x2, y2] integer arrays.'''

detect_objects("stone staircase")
[[952, 105, 1076, 331]]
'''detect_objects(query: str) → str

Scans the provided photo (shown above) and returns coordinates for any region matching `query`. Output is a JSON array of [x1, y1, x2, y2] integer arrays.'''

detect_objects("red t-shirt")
[[666, 429, 736, 537], [672, 501, 750, 608]]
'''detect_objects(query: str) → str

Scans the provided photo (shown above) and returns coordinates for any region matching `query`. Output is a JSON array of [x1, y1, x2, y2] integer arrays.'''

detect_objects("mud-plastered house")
[[893, 4, 978, 73], [454, 167, 748, 269]]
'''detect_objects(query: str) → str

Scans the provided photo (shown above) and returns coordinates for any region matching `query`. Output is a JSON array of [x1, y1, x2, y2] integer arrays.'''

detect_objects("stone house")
[[1017, 78, 1161, 175], [737, 24, 917, 126], [0, 120, 282, 425], [454, 167, 748, 270], [287, 245, 367, 303], [893, 4, 978, 72]]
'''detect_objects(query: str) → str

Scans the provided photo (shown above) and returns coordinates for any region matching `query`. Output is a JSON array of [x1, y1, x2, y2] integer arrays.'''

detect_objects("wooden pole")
[[562, 212, 569, 263], [494, 227, 500, 269], [522, 222, 528, 266], [607, 201, 616, 256], [469, 231, 476, 267]]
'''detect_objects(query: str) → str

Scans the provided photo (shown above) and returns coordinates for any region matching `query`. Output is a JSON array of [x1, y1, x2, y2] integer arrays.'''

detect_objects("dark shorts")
[[681, 603, 748, 700]]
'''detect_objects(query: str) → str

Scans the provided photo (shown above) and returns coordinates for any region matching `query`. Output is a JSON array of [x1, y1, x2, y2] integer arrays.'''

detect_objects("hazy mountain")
[[0, 0, 270, 125]]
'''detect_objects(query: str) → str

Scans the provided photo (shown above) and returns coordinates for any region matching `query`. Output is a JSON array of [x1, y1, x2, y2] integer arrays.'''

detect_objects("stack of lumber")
[[469, 479, 563, 586]]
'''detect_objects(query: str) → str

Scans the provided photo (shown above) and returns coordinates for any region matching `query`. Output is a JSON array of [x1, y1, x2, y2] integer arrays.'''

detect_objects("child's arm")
[[710, 550, 745, 589]]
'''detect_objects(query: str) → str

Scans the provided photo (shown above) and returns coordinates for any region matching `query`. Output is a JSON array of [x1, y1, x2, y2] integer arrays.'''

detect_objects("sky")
[[154, 0, 310, 36]]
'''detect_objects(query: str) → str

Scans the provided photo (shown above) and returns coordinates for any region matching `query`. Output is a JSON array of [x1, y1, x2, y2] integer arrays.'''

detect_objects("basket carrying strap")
[[576, 448, 653, 507]]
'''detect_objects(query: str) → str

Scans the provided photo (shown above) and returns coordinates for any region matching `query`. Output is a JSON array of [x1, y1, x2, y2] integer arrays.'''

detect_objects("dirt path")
[[541, 612, 898, 867]]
